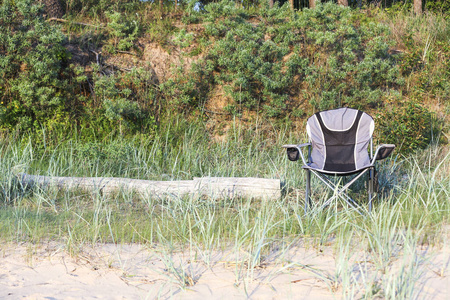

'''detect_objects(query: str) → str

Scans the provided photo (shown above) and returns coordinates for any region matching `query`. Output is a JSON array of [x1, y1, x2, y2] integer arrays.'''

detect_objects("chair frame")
[[283, 140, 395, 213]]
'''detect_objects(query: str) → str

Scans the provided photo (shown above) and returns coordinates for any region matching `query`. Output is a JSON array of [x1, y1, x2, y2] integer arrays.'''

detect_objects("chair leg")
[[368, 167, 374, 212], [305, 169, 311, 212]]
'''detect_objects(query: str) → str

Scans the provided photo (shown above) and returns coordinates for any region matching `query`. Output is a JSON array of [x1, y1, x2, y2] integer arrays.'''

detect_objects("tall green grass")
[[0, 122, 449, 298]]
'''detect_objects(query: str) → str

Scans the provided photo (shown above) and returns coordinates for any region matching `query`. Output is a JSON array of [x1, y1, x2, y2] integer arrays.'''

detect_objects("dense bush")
[[104, 10, 140, 53], [375, 100, 436, 153], [64, 0, 143, 19], [0, 0, 157, 138], [0, 0, 70, 131], [426, 0, 450, 15], [167, 2, 402, 117], [92, 67, 157, 136], [299, 4, 402, 110]]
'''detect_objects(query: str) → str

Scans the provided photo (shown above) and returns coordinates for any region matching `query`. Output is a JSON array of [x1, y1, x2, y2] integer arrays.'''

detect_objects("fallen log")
[[18, 173, 281, 200], [194, 177, 281, 199]]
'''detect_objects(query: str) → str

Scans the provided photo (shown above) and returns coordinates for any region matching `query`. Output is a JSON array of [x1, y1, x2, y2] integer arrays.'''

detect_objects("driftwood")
[[47, 17, 105, 28], [18, 173, 281, 200]]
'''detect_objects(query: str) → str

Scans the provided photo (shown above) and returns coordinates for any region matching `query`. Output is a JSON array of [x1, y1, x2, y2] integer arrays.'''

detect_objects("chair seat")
[[302, 162, 373, 176]]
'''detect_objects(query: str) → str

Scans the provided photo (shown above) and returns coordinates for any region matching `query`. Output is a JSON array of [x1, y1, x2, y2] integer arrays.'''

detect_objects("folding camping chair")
[[283, 108, 395, 212]]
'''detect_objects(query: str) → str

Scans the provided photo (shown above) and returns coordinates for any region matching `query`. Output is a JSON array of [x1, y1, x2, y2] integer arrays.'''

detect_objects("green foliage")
[[93, 67, 157, 136], [0, 0, 446, 154], [160, 59, 213, 109], [398, 34, 423, 75], [376, 101, 435, 154], [146, 17, 177, 46], [0, 0, 70, 130], [75, 138, 136, 165], [104, 10, 140, 53], [65, 0, 143, 19], [387, 9, 450, 149], [172, 29, 194, 49], [426, 0, 450, 16], [181, 0, 204, 24], [299, 4, 402, 110], [372, 0, 450, 14], [168, 2, 402, 117], [0, 0, 155, 138]]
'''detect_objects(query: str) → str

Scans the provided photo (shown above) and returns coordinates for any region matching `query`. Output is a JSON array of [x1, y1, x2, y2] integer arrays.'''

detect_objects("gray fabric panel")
[[354, 113, 374, 169], [319, 107, 358, 131], [306, 114, 326, 169], [306, 108, 374, 172]]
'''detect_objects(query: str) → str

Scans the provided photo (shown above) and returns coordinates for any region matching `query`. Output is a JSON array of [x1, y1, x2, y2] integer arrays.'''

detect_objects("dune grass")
[[0, 121, 449, 298]]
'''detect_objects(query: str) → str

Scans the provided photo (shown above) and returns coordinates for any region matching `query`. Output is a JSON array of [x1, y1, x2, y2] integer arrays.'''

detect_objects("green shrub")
[[65, 0, 143, 19], [375, 100, 436, 154], [168, 2, 402, 117], [75, 138, 135, 164], [92, 67, 157, 136], [172, 29, 194, 49], [299, 4, 402, 110], [0, 0, 70, 131], [426, 0, 450, 16], [104, 10, 140, 53]]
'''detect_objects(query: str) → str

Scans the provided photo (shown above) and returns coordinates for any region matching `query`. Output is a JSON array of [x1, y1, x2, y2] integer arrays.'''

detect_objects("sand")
[[0, 241, 449, 299]]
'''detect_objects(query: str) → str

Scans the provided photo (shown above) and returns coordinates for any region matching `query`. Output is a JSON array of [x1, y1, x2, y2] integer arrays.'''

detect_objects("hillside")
[[0, 0, 449, 152]]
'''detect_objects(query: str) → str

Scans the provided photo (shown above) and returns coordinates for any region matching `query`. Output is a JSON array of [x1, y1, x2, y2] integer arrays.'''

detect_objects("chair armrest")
[[282, 143, 311, 165], [282, 143, 311, 148], [371, 144, 395, 163]]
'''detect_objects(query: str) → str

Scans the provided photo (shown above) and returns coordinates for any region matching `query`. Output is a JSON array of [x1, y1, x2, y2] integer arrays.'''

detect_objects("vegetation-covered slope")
[[0, 0, 449, 153]]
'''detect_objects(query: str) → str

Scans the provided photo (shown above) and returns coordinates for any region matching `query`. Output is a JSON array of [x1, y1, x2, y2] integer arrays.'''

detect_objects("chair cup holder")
[[287, 148, 300, 161]]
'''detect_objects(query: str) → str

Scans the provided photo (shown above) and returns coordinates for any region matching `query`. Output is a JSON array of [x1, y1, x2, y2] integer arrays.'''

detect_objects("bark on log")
[[194, 177, 280, 199], [18, 174, 281, 200]]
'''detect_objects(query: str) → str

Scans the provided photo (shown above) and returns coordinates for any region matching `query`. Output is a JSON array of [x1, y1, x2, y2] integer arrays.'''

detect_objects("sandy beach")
[[1, 241, 448, 299]]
